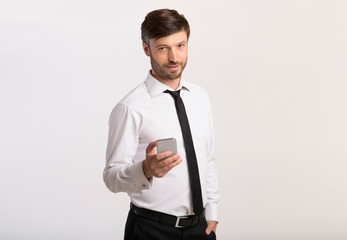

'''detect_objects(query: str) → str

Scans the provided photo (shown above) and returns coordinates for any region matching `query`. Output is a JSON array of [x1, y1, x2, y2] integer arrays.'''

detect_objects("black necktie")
[[165, 89, 203, 215]]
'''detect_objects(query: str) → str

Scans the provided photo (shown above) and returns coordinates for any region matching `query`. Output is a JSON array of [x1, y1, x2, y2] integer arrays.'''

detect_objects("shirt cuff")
[[204, 202, 218, 222], [129, 161, 150, 190]]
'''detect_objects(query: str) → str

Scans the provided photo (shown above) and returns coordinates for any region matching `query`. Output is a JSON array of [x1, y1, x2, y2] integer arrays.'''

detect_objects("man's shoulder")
[[183, 80, 210, 98], [110, 81, 149, 116], [117, 82, 149, 107]]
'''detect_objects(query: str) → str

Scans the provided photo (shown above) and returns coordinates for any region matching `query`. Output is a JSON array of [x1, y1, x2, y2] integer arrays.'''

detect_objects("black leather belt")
[[130, 203, 205, 228]]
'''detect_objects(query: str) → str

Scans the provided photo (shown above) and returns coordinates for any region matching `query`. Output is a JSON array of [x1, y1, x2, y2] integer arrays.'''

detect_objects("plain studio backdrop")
[[0, 0, 346, 239]]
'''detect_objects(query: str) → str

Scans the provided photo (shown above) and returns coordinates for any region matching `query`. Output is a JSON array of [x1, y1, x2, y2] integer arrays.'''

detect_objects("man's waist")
[[130, 203, 205, 228]]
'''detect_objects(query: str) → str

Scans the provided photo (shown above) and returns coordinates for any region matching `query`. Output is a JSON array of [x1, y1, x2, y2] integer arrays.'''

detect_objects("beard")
[[150, 56, 187, 81]]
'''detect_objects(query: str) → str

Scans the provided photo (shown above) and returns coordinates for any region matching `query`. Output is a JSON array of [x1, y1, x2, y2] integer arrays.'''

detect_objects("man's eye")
[[159, 47, 167, 50], [178, 44, 185, 48]]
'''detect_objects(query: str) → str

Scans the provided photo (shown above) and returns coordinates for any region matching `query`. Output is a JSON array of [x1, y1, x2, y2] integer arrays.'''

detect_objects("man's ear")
[[142, 41, 150, 57]]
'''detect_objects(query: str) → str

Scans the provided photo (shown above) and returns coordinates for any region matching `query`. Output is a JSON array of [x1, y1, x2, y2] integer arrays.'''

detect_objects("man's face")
[[143, 30, 188, 83]]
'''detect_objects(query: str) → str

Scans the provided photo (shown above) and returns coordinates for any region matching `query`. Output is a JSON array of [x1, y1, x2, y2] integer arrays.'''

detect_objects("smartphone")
[[157, 138, 178, 158]]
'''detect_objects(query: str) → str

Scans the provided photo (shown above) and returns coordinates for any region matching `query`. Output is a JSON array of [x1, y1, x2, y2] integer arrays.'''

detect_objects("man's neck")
[[150, 70, 181, 90]]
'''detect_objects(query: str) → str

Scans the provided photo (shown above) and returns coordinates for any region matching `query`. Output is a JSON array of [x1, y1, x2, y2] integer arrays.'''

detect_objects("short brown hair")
[[141, 9, 190, 46]]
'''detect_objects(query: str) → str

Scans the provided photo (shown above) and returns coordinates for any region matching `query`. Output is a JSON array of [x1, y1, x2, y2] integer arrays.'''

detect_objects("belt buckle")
[[175, 216, 188, 228]]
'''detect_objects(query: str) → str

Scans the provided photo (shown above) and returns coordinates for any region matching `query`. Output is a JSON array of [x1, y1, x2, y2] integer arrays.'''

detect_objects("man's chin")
[[165, 71, 182, 80], [167, 75, 181, 80], [151, 67, 183, 81]]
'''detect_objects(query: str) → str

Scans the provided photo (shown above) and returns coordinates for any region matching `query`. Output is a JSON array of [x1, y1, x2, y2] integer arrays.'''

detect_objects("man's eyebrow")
[[156, 44, 169, 48], [155, 40, 187, 48]]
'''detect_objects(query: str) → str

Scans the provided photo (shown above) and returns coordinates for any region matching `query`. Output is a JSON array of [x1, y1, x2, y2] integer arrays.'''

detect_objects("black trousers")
[[124, 209, 217, 240]]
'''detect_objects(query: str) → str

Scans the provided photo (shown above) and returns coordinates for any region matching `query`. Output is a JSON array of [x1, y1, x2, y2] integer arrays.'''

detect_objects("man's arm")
[[103, 103, 182, 193], [204, 94, 220, 233], [103, 103, 149, 193]]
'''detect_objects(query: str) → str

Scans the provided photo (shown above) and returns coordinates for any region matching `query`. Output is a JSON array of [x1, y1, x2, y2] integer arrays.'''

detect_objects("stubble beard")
[[150, 56, 187, 81]]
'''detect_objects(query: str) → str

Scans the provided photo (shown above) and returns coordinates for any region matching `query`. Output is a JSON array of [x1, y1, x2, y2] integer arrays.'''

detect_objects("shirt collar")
[[144, 71, 190, 98]]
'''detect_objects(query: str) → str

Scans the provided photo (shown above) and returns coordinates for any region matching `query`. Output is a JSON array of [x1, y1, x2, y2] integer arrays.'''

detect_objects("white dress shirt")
[[104, 72, 219, 221]]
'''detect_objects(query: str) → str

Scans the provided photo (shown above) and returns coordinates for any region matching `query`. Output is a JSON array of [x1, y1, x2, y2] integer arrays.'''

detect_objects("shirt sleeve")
[[103, 103, 150, 193], [204, 94, 220, 222]]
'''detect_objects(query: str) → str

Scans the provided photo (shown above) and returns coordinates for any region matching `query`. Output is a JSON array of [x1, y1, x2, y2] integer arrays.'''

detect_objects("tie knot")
[[164, 89, 181, 98]]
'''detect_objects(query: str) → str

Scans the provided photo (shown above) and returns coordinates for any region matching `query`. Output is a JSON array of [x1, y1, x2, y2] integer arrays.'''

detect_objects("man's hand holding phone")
[[142, 138, 182, 179]]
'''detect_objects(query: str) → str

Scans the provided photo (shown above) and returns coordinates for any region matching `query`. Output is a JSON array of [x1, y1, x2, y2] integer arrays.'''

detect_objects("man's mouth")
[[166, 65, 180, 71]]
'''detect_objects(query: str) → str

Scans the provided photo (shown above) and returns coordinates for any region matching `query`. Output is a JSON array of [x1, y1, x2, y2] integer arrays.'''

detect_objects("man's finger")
[[166, 157, 182, 169], [146, 141, 157, 153], [156, 151, 173, 160], [154, 157, 182, 178]]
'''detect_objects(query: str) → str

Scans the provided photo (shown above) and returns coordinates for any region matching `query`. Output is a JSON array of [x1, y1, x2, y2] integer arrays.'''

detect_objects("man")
[[104, 9, 219, 240]]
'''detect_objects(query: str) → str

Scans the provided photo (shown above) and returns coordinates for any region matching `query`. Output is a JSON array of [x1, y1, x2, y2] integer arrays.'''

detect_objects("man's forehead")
[[150, 31, 188, 46]]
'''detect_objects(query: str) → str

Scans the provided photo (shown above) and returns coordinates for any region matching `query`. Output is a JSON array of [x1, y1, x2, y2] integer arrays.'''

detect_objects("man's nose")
[[168, 48, 178, 63]]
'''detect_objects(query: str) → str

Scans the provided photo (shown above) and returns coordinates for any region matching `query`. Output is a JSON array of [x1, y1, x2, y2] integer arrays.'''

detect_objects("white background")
[[1, 0, 346, 239]]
